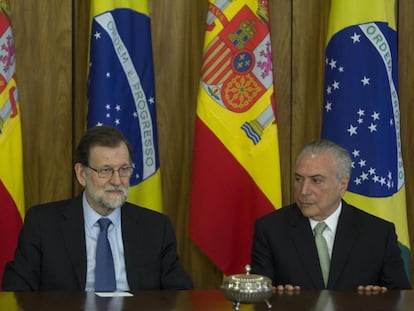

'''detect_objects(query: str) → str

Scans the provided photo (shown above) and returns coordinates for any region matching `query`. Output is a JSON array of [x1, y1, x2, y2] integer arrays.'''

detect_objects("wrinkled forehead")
[[89, 143, 131, 165], [296, 152, 337, 174]]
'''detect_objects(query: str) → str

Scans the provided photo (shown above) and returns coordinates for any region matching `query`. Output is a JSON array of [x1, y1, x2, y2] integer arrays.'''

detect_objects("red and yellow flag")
[[0, 6, 24, 290], [189, 0, 282, 275]]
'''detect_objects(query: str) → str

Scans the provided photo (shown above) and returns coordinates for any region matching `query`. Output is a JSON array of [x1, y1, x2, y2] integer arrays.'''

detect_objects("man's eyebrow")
[[294, 173, 326, 179]]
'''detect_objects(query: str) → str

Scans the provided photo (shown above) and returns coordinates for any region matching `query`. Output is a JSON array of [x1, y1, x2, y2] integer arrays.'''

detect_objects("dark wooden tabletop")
[[0, 289, 412, 310]]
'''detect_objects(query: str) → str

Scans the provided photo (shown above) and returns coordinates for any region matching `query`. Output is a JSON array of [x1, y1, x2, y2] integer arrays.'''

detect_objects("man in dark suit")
[[251, 139, 410, 292], [2, 126, 193, 291]]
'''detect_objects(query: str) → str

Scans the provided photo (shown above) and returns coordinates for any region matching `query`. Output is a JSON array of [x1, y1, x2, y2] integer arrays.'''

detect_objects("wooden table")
[[0, 289, 413, 310]]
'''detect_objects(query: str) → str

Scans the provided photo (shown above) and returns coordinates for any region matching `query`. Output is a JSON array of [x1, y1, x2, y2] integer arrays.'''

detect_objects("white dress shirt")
[[82, 193, 130, 291], [309, 202, 342, 258]]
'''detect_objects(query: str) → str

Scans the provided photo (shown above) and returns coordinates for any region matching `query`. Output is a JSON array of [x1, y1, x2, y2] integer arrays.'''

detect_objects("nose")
[[109, 170, 122, 185], [300, 179, 311, 195]]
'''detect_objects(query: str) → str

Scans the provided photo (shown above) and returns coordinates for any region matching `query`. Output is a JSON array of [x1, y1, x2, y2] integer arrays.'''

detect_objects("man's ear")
[[339, 176, 349, 196], [74, 163, 87, 187]]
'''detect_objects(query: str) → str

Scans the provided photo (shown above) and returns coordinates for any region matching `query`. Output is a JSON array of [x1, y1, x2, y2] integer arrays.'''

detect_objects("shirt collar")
[[309, 201, 342, 232], [82, 192, 121, 230]]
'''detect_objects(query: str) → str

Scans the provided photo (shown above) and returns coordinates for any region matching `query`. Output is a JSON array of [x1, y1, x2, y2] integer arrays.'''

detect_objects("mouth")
[[106, 192, 124, 198], [298, 201, 313, 208], [105, 188, 125, 196], [106, 189, 122, 193]]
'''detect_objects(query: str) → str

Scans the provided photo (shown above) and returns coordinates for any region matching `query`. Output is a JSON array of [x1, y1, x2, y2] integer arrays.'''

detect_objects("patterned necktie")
[[95, 218, 116, 292], [314, 222, 330, 287]]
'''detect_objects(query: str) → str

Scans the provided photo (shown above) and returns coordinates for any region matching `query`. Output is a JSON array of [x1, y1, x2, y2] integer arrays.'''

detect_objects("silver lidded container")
[[220, 264, 276, 310]]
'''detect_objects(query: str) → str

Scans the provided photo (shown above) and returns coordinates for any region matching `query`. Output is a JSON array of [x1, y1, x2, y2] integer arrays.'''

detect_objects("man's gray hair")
[[297, 139, 352, 182]]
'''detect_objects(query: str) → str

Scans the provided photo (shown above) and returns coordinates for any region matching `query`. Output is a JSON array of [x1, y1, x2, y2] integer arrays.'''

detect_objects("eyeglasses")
[[87, 165, 134, 178]]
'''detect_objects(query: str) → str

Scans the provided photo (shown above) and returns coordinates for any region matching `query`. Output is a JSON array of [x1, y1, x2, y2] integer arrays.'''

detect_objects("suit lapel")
[[288, 205, 325, 288], [121, 204, 142, 290], [328, 202, 359, 288], [60, 196, 87, 289]]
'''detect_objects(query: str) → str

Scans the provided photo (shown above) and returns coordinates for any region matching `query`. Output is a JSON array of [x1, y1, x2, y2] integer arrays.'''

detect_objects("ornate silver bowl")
[[220, 265, 275, 310]]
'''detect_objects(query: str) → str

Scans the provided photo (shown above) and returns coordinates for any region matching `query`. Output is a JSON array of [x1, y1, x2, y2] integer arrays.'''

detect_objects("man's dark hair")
[[74, 126, 133, 166]]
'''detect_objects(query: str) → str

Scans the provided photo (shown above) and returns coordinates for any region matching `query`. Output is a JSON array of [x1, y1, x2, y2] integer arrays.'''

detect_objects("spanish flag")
[[87, 0, 162, 212], [0, 7, 24, 290], [189, 0, 282, 275], [321, 0, 411, 278]]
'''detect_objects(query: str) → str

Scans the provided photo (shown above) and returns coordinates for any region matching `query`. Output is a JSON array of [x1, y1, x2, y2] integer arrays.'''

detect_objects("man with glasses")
[[2, 125, 193, 292]]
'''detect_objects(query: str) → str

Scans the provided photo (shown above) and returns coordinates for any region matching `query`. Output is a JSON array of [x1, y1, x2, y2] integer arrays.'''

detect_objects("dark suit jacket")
[[2, 195, 193, 291], [251, 200, 411, 289]]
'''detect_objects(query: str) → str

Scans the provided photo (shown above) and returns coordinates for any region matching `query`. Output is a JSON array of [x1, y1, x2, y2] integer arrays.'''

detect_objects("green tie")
[[314, 222, 330, 287]]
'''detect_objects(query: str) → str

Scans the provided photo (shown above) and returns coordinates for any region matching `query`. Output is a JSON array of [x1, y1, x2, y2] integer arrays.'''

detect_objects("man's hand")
[[276, 284, 301, 295], [357, 285, 387, 295]]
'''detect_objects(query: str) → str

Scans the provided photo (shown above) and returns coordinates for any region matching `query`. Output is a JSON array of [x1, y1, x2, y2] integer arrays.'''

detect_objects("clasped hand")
[[276, 284, 387, 295]]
